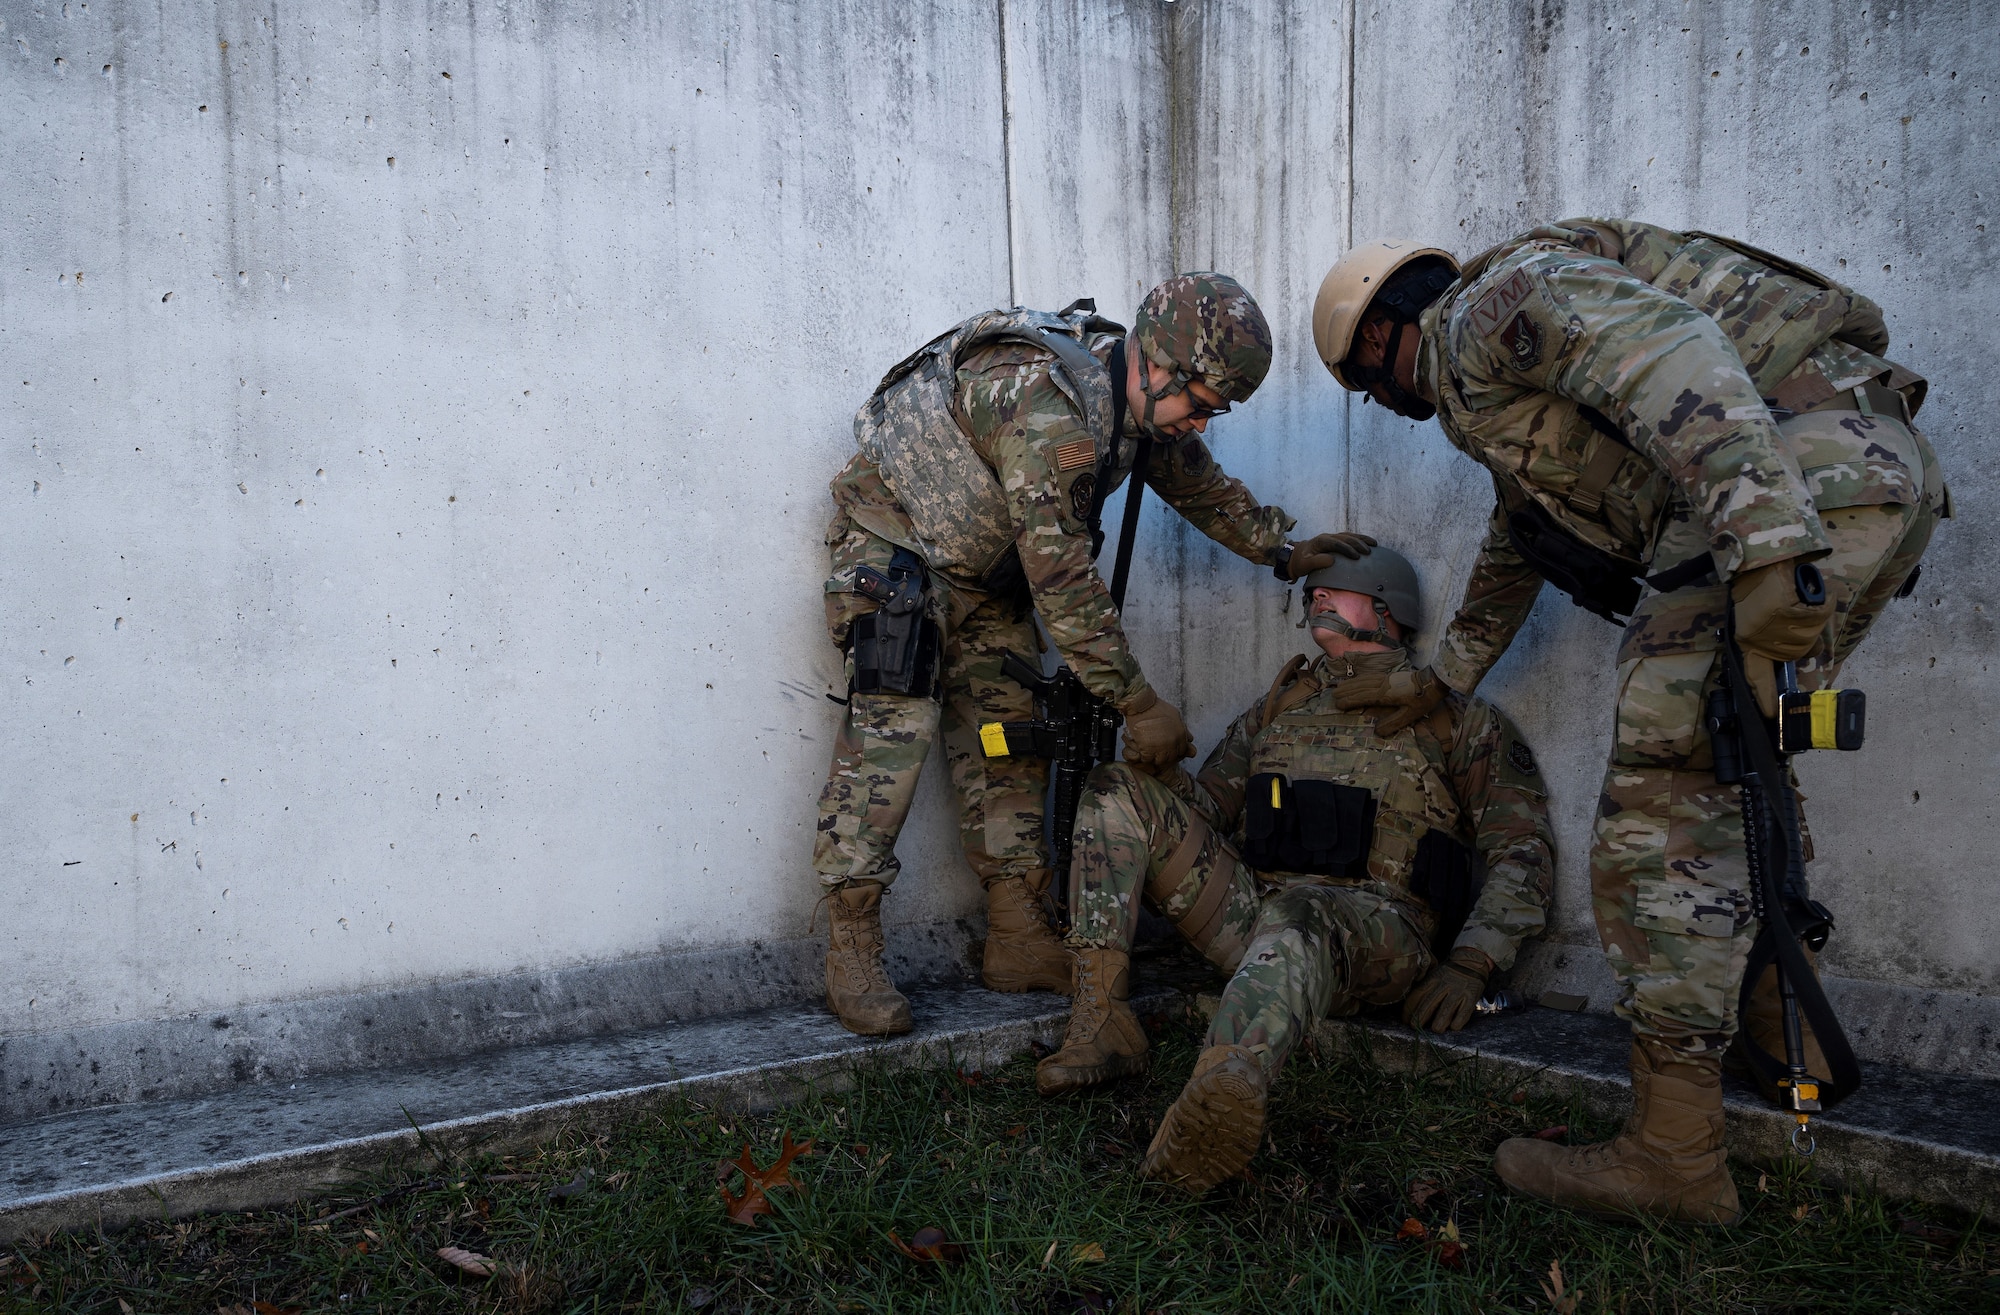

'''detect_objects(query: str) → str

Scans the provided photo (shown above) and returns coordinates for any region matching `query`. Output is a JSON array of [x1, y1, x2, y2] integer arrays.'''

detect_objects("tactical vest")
[[1240, 689, 1464, 911], [853, 304, 1124, 587], [1429, 219, 1908, 569]]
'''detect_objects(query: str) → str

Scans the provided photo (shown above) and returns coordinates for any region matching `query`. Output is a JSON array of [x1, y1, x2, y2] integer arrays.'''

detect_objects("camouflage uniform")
[[1066, 649, 1554, 1076], [1417, 220, 1948, 1056], [816, 287, 1295, 889]]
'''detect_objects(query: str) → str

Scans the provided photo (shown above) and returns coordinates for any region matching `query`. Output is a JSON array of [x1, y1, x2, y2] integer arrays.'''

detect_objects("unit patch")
[[1053, 438, 1097, 471], [1178, 436, 1212, 477], [1068, 473, 1098, 523], [1469, 269, 1534, 338], [1501, 311, 1544, 372], [1507, 740, 1538, 777]]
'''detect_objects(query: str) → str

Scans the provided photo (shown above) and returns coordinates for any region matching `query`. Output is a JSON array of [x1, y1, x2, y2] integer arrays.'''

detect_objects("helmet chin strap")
[[1350, 320, 1437, 422], [1298, 597, 1407, 650], [1132, 332, 1188, 440]]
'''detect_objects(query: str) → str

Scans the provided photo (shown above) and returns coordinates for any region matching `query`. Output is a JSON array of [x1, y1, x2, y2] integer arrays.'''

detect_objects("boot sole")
[[1140, 1059, 1265, 1194], [827, 996, 914, 1037], [1034, 1049, 1149, 1096]]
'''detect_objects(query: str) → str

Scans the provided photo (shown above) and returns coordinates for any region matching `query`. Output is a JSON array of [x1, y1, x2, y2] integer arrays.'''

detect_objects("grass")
[[3, 1005, 1993, 1314]]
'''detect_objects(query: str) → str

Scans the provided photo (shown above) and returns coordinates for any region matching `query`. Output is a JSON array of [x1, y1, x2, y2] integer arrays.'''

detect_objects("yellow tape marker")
[[1810, 690, 1840, 750], [980, 723, 1011, 758], [1271, 777, 1283, 808]]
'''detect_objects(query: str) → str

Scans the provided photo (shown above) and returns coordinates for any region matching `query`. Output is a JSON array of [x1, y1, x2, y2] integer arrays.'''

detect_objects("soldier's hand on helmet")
[[1331, 663, 1446, 737], [1731, 560, 1835, 717], [1282, 532, 1377, 581], [1120, 687, 1196, 767], [1401, 946, 1493, 1033]]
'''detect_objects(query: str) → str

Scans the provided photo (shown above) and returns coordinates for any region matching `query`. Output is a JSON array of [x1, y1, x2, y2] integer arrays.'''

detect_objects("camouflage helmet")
[[1300, 543, 1423, 634], [1133, 273, 1273, 404]]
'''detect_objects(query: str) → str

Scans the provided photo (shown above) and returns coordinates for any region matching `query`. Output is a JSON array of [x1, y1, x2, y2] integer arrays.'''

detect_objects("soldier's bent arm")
[[1189, 706, 1260, 833], [1456, 249, 1830, 577], [1441, 698, 1554, 971], [1145, 434, 1297, 566], [1432, 502, 1547, 695], [968, 367, 1149, 708]]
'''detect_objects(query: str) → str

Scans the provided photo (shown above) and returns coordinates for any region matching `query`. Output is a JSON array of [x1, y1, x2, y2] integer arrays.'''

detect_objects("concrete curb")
[[1266, 1005, 2000, 1215], [0, 988, 1176, 1241]]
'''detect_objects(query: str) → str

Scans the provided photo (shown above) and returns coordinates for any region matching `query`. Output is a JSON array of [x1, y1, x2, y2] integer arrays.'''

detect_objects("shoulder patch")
[[1507, 739, 1538, 777], [1067, 472, 1098, 522], [1468, 268, 1535, 338], [1500, 311, 1544, 372], [1178, 437, 1211, 476], [1054, 438, 1097, 472]]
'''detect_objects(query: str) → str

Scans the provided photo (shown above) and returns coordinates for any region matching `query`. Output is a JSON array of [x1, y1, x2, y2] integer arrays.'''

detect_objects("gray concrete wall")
[[4, 0, 1995, 1119]]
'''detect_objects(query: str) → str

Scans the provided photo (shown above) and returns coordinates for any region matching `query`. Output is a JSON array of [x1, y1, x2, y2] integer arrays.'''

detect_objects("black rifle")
[[1707, 561, 1862, 1152], [981, 431, 1154, 932]]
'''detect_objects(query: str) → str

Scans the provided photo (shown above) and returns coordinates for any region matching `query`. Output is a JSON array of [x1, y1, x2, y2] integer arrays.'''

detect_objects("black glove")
[[1402, 946, 1493, 1033], [1280, 532, 1377, 581]]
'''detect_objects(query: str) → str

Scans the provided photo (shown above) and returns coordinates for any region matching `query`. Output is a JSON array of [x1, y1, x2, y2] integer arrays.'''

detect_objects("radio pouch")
[[1242, 773, 1375, 878]]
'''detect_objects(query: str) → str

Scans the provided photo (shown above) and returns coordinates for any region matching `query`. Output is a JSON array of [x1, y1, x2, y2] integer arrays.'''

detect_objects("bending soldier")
[[817, 276, 1371, 1036], [1313, 222, 1948, 1224], [1035, 545, 1554, 1196]]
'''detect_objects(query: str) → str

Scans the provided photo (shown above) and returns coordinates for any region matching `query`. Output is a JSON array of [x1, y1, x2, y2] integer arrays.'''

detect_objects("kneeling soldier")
[[1035, 545, 1555, 1195]]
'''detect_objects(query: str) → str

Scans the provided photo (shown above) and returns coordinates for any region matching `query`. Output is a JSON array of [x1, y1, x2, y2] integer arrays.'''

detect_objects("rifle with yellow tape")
[[980, 426, 1154, 932], [1708, 561, 1864, 1153]]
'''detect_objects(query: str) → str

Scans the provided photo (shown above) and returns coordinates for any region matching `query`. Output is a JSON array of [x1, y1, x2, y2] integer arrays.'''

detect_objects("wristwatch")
[[1271, 542, 1295, 581]]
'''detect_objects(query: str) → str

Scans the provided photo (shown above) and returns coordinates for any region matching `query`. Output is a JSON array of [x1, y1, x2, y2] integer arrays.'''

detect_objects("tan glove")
[[1401, 946, 1492, 1033], [1731, 560, 1834, 717], [1282, 532, 1378, 582], [1331, 663, 1447, 737], [1119, 687, 1195, 767]]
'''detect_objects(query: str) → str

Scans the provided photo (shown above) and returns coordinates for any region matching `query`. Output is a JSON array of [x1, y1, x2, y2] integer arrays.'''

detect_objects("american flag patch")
[[1053, 438, 1096, 471]]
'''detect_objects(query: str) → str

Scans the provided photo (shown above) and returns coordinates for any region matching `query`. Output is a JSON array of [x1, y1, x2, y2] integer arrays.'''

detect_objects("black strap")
[[1084, 341, 1128, 559], [1718, 637, 1862, 1108], [1644, 553, 1717, 594], [1107, 431, 1152, 611]]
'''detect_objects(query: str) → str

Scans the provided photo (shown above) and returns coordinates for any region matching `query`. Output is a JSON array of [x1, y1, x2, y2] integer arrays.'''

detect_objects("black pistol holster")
[[1241, 773, 1376, 879], [848, 548, 941, 699]]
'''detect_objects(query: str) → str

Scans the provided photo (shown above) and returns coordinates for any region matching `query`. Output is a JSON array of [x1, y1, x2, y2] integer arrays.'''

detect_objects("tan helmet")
[[1300, 543, 1423, 634], [1312, 240, 1459, 390]]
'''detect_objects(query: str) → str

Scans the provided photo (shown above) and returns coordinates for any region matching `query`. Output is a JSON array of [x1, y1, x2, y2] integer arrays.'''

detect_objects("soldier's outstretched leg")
[[941, 595, 1073, 994], [1037, 764, 1261, 1096], [1143, 884, 1430, 1194]]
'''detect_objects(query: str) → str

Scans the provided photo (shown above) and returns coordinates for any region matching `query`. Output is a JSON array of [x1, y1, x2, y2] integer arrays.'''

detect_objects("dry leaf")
[[1433, 1239, 1466, 1270], [718, 1130, 816, 1227], [1438, 1220, 1461, 1242], [1540, 1258, 1579, 1315], [437, 1246, 502, 1278], [1395, 1218, 1429, 1242], [1004, 1125, 1026, 1138], [1407, 1178, 1443, 1208], [1757, 1171, 1769, 1193], [251, 1302, 301, 1315], [1530, 1125, 1569, 1141], [1070, 1242, 1106, 1262], [1793, 1203, 1810, 1220], [1042, 1239, 1060, 1268], [118, 1301, 134, 1315], [890, 1227, 967, 1264]]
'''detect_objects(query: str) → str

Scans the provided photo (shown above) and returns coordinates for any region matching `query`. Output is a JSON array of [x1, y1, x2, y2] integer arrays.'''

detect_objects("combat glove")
[[1730, 560, 1834, 716], [1120, 687, 1195, 767], [1402, 946, 1492, 1033], [1331, 663, 1447, 737], [1280, 531, 1378, 582]]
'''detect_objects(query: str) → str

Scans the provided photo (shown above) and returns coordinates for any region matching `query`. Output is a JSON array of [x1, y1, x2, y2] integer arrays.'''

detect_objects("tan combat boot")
[[1727, 956, 1831, 1108], [823, 881, 913, 1037], [1035, 947, 1148, 1095], [1138, 1043, 1269, 1194], [981, 870, 1075, 995], [1493, 1038, 1741, 1225]]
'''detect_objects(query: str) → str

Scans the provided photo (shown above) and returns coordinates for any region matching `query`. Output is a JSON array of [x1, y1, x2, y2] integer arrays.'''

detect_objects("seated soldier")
[[1034, 544, 1556, 1194]]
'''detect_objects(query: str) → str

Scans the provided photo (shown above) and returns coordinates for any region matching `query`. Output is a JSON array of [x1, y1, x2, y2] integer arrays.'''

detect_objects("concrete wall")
[[4, 0, 1995, 1118]]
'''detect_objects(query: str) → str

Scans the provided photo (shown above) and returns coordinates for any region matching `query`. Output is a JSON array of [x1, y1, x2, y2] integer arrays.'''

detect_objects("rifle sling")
[[1719, 639, 1863, 1108]]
